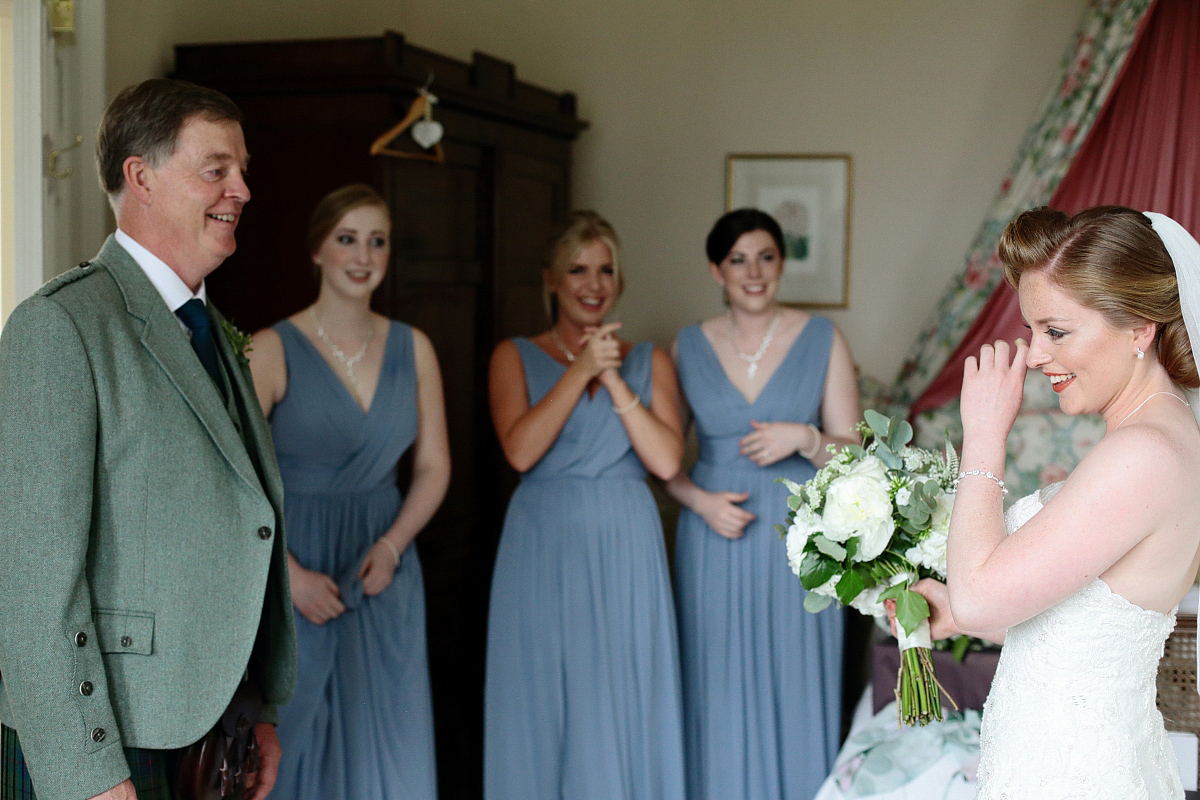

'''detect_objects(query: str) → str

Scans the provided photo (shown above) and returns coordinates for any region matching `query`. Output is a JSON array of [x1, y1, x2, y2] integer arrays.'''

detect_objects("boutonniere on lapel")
[[220, 319, 254, 368]]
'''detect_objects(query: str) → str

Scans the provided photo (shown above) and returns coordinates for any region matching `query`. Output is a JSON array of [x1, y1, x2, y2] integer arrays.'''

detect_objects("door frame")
[[12, 0, 107, 308]]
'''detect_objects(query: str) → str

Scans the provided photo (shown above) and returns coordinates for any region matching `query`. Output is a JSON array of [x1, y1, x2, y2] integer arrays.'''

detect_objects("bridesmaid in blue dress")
[[249, 185, 449, 799], [485, 211, 687, 800], [666, 209, 862, 800]]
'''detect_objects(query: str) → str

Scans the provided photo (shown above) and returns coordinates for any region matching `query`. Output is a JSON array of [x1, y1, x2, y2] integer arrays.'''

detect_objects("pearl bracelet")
[[379, 537, 401, 565], [614, 395, 641, 415], [954, 469, 1009, 496], [798, 423, 822, 460]]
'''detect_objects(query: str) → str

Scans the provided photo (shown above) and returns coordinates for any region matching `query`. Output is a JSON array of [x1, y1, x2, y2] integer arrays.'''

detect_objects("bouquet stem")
[[893, 619, 957, 726]]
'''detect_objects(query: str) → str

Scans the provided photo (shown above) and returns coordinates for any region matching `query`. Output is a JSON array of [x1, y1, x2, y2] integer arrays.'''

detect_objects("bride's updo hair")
[[998, 205, 1199, 389]]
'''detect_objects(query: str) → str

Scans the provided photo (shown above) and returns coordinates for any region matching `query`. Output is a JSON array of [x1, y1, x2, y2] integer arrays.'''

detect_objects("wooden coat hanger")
[[370, 77, 446, 163]]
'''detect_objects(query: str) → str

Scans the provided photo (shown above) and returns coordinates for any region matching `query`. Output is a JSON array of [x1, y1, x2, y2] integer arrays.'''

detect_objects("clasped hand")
[[571, 322, 623, 385], [738, 420, 809, 466], [962, 339, 1027, 448]]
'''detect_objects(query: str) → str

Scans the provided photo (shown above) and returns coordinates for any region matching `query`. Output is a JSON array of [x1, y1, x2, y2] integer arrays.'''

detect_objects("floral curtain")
[[886, 0, 1155, 415]]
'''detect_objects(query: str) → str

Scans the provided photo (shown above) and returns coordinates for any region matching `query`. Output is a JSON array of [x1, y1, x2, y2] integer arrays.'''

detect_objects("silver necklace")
[[728, 311, 781, 378], [550, 328, 576, 363], [311, 309, 374, 398], [1113, 390, 1190, 429]]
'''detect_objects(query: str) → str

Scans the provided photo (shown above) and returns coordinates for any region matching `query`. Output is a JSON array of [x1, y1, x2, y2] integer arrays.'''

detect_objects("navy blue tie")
[[175, 298, 223, 389]]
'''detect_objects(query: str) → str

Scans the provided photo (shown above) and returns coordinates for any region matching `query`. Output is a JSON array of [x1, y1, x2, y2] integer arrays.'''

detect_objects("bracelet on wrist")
[[614, 395, 641, 415], [953, 469, 1009, 496], [798, 423, 822, 460], [378, 537, 401, 565]]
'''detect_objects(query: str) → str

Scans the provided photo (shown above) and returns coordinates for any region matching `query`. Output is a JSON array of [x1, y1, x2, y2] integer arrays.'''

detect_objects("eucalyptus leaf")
[[877, 446, 901, 470], [799, 552, 837, 591], [844, 444, 866, 459], [787, 495, 803, 511], [835, 569, 867, 606], [773, 523, 786, 539], [864, 409, 891, 439], [804, 592, 833, 613], [892, 419, 914, 450], [812, 535, 847, 561]]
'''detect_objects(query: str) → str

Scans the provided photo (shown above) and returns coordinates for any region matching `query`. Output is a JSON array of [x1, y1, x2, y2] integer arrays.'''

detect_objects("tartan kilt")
[[1, 725, 177, 800]]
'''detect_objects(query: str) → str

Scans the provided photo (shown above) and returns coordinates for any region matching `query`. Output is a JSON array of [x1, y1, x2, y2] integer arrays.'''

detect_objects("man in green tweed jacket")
[[0, 80, 295, 800]]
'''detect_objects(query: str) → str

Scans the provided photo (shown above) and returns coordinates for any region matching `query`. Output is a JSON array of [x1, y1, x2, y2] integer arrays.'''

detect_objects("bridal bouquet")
[[778, 410, 960, 726]]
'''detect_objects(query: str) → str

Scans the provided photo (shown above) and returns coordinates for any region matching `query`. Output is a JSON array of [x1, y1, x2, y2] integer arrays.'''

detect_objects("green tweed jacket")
[[0, 236, 296, 800]]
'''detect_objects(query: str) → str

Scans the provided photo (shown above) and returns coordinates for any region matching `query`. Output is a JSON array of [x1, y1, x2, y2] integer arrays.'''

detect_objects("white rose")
[[785, 507, 823, 577], [821, 455, 895, 559]]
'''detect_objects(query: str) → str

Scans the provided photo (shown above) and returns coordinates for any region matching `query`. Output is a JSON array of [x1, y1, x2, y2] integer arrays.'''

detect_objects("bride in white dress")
[[894, 206, 1200, 799]]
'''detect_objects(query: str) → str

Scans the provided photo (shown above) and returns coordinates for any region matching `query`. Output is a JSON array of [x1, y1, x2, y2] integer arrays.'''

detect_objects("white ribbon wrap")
[[897, 618, 933, 651]]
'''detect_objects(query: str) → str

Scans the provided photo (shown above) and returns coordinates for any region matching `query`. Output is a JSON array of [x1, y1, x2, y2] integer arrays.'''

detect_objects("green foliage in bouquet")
[[778, 410, 964, 726]]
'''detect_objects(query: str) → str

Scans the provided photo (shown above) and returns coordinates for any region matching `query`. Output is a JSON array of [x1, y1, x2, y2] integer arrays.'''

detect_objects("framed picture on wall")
[[725, 153, 852, 308]]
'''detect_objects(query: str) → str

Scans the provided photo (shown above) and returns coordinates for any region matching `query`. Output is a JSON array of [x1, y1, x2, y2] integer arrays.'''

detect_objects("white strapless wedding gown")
[[975, 484, 1183, 799]]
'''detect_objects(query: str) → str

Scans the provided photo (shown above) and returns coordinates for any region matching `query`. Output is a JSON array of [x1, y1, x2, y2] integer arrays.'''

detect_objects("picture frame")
[[725, 153, 852, 308]]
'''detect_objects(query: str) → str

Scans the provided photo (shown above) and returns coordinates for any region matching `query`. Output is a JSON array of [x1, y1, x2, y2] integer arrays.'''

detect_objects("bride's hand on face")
[[885, 578, 962, 641], [962, 339, 1028, 448]]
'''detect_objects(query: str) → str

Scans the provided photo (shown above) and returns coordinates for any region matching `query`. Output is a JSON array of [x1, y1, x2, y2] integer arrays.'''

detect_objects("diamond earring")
[[1136, 347, 1145, 360]]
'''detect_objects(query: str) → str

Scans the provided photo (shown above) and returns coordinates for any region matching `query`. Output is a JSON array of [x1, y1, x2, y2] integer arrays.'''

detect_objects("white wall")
[[0, 0, 13, 325], [106, 0, 1087, 381]]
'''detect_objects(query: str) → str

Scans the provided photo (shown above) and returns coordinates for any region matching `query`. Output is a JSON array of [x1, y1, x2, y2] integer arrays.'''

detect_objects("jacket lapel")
[[98, 237, 263, 495], [210, 304, 286, 510]]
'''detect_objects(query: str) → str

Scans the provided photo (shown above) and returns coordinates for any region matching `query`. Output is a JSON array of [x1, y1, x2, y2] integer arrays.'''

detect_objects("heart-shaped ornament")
[[411, 120, 444, 150]]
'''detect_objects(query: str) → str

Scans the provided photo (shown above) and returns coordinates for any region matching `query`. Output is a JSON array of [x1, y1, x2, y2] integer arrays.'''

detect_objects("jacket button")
[[120, 636, 132, 648], [75, 632, 88, 647], [91, 727, 105, 742], [257, 526, 272, 540], [80, 681, 94, 696]]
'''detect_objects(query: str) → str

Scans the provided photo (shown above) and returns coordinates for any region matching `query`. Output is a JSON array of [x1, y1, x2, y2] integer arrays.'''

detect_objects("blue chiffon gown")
[[269, 320, 437, 800], [484, 339, 686, 800], [674, 318, 843, 800]]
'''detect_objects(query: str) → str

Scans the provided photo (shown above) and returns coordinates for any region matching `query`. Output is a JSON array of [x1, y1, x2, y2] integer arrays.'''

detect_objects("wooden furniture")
[[173, 34, 586, 799]]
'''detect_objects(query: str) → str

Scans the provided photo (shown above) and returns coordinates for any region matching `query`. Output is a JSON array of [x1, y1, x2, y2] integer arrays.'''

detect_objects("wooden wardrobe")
[[173, 33, 586, 798]]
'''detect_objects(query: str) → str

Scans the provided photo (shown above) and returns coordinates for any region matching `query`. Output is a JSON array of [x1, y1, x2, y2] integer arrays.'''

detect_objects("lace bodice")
[[975, 485, 1183, 799]]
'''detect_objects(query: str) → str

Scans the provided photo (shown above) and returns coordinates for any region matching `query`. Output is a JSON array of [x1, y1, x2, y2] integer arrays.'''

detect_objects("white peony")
[[821, 455, 895, 560], [785, 507, 823, 577]]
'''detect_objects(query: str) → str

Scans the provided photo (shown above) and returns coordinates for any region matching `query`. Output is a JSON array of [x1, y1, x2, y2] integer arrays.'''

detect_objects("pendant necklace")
[[550, 327, 577, 363], [1113, 390, 1190, 429], [729, 311, 781, 379], [311, 308, 374, 400]]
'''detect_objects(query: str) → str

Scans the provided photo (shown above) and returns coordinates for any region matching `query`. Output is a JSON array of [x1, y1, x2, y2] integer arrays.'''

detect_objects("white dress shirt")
[[114, 229, 207, 335]]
